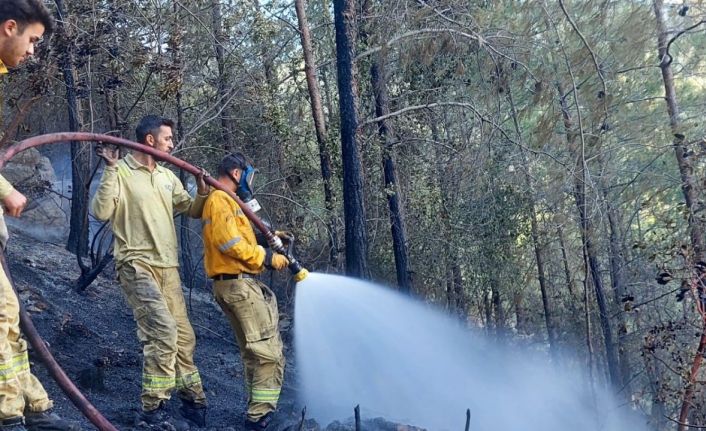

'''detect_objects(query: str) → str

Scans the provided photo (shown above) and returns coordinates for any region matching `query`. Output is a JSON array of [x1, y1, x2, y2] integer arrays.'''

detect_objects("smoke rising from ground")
[[294, 273, 646, 431]]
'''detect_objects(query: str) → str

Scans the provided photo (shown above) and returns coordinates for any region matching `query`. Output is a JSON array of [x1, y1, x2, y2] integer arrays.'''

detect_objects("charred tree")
[[171, 2, 195, 291], [211, 0, 235, 152], [557, 82, 622, 389], [557, 225, 579, 318], [294, 0, 340, 268], [55, 0, 91, 259], [333, 0, 369, 278], [598, 155, 633, 394], [369, 53, 412, 294]]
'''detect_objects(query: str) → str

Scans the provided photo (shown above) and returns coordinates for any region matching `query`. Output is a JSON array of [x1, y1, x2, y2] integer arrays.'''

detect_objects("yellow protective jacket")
[[202, 190, 266, 278], [90, 153, 206, 268], [0, 61, 17, 201], [0, 60, 15, 249]]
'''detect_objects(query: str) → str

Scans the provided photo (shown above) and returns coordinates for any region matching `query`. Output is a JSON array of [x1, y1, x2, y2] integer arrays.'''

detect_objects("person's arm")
[[90, 146, 121, 221], [172, 170, 209, 218], [90, 166, 120, 221], [0, 174, 27, 218]]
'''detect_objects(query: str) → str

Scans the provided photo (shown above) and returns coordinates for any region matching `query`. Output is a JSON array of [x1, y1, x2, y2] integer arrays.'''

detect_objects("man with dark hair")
[[202, 153, 289, 430], [0, 0, 54, 42], [91, 115, 209, 429], [0, 3, 80, 431]]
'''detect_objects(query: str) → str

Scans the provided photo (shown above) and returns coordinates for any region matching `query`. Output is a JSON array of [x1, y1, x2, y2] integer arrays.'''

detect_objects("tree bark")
[[212, 0, 235, 151], [507, 85, 558, 359], [369, 52, 412, 293], [491, 280, 505, 339], [598, 155, 633, 394], [333, 0, 369, 278], [557, 82, 622, 389], [171, 2, 194, 291], [430, 119, 464, 315], [483, 287, 492, 335], [293, 0, 340, 268], [653, 0, 705, 262], [55, 0, 91, 259], [653, 2, 706, 426], [557, 225, 579, 317]]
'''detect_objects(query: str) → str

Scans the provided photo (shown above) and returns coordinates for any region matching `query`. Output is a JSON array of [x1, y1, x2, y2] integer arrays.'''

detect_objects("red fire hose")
[[0, 132, 308, 430]]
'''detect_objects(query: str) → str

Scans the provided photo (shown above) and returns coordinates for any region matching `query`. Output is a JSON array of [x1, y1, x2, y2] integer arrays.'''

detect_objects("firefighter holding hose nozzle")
[[201, 153, 289, 431]]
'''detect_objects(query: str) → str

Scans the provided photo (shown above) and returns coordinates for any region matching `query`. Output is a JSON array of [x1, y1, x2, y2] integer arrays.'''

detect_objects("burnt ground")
[[5, 231, 429, 431], [5, 231, 303, 431]]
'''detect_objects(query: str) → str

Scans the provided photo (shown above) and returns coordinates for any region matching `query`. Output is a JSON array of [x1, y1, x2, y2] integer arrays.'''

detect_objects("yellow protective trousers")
[[118, 260, 206, 411], [0, 264, 52, 420], [213, 278, 284, 421]]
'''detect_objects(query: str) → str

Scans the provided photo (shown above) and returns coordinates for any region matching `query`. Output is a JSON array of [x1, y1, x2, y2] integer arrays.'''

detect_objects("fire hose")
[[0, 132, 309, 430]]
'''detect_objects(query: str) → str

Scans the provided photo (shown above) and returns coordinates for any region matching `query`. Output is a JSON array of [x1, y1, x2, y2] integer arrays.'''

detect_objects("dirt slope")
[[5, 231, 300, 430]]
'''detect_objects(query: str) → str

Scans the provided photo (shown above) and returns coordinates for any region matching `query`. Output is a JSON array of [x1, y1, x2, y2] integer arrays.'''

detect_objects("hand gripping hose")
[[0, 132, 309, 430]]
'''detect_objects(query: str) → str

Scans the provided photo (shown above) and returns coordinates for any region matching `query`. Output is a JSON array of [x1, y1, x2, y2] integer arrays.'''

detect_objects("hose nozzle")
[[289, 260, 310, 283]]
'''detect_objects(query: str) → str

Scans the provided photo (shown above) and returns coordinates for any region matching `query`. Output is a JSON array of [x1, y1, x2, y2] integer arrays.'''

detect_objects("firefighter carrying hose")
[[0, 2, 80, 430], [91, 115, 209, 429], [202, 153, 289, 430]]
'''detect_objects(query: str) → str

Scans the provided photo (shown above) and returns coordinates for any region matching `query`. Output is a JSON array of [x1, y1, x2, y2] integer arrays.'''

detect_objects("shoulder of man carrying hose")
[[202, 153, 290, 279]]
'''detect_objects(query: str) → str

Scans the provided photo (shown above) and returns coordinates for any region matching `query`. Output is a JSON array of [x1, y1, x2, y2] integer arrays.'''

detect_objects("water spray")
[[0, 132, 310, 430]]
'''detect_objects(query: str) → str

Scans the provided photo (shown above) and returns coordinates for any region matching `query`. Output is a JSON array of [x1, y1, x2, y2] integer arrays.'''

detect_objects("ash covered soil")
[[5, 231, 428, 431], [5, 231, 303, 430]]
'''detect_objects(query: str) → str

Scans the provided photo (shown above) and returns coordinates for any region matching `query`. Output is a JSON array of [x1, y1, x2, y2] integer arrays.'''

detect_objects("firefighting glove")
[[275, 230, 293, 240], [264, 248, 289, 271]]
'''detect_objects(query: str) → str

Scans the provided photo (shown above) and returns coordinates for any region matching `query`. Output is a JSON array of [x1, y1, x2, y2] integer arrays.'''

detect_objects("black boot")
[[0, 417, 27, 431], [245, 413, 273, 431], [178, 400, 206, 428], [24, 411, 80, 431], [138, 403, 189, 431]]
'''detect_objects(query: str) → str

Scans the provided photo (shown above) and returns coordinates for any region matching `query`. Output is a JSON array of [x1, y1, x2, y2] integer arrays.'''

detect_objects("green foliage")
[[5, 0, 706, 425]]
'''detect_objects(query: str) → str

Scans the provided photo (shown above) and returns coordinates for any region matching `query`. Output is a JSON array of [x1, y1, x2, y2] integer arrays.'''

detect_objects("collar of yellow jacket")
[[0, 60, 8, 74], [124, 153, 167, 173]]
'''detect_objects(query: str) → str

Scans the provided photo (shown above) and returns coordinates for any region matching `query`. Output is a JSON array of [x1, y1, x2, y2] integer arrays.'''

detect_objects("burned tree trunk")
[[211, 0, 235, 152], [558, 225, 578, 315], [557, 82, 622, 389], [333, 0, 369, 278], [55, 0, 91, 259], [170, 3, 194, 291], [598, 156, 633, 394], [370, 53, 412, 294], [294, 0, 340, 268]]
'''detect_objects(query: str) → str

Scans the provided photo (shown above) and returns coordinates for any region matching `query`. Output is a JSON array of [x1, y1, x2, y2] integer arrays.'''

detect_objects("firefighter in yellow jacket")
[[0, 2, 80, 430], [202, 153, 289, 431], [91, 115, 209, 429]]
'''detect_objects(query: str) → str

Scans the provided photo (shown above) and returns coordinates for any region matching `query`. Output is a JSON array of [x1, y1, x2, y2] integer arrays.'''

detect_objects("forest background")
[[1, 0, 706, 429]]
